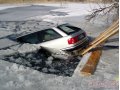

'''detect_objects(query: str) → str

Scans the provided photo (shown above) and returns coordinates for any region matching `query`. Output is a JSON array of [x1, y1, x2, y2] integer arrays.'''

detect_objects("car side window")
[[17, 32, 39, 44], [17, 29, 62, 44], [38, 29, 62, 42]]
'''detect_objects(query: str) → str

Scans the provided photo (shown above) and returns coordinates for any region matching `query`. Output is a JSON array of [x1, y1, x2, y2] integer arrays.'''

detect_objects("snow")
[[0, 38, 17, 49], [28, 3, 113, 26], [0, 5, 19, 10], [0, 3, 118, 90], [73, 52, 91, 77], [0, 4, 30, 10]]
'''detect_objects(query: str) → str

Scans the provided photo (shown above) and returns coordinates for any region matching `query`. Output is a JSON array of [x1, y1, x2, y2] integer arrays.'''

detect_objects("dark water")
[[2, 51, 81, 76]]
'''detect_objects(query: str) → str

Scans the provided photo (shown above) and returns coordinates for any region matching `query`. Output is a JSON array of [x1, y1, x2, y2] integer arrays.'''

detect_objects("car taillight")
[[68, 35, 79, 44]]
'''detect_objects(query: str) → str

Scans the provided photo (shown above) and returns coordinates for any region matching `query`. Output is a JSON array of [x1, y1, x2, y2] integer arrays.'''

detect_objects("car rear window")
[[57, 24, 81, 35]]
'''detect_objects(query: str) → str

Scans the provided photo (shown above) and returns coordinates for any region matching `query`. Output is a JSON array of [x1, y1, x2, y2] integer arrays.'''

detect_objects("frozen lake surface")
[[0, 3, 118, 90]]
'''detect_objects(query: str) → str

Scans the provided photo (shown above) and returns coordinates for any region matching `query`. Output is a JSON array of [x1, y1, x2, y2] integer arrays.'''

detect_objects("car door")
[[38, 29, 65, 54], [17, 29, 66, 54]]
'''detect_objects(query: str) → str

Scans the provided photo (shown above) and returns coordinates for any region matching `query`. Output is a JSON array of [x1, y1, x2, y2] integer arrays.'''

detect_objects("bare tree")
[[86, 0, 119, 21]]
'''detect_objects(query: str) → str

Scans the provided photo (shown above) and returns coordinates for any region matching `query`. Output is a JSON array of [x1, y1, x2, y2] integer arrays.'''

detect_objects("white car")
[[17, 22, 89, 59]]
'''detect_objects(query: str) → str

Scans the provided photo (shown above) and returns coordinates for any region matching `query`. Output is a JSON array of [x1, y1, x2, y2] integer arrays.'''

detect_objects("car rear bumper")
[[62, 37, 89, 51]]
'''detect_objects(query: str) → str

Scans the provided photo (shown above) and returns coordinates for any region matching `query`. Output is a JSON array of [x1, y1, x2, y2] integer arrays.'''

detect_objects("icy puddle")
[[2, 51, 81, 76]]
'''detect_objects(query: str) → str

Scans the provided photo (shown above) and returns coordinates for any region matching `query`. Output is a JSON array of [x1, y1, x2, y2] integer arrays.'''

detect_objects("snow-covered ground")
[[0, 3, 119, 90], [28, 3, 114, 26], [0, 4, 30, 10]]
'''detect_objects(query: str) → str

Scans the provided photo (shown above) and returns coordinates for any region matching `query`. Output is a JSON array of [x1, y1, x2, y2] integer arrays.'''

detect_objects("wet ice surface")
[[0, 20, 55, 33], [0, 5, 61, 21]]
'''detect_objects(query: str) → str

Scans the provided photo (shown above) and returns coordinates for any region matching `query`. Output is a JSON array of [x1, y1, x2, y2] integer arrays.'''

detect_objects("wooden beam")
[[79, 20, 119, 76], [81, 27, 119, 55], [90, 20, 119, 45], [80, 49, 102, 76]]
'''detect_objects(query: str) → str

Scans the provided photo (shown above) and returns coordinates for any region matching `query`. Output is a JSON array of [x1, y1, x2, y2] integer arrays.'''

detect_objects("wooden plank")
[[90, 20, 119, 45], [80, 20, 119, 76], [81, 27, 119, 55], [80, 49, 102, 76]]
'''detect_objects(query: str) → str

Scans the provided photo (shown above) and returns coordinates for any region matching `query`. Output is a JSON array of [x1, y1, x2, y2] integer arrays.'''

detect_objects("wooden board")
[[80, 49, 102, 76], [81, 20, 119, 55], [81, 27, 119, 55], [90, 20, 119, 45]]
